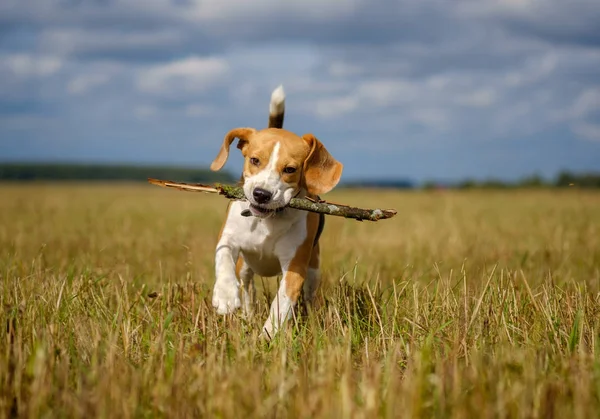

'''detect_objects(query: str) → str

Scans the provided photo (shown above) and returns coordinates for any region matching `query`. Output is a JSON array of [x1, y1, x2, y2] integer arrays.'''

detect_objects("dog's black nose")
[[253, 188, 272, 204]]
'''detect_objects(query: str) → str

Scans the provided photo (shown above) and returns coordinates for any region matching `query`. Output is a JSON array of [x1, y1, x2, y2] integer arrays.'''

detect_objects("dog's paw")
[[212, 283, 241, 315]]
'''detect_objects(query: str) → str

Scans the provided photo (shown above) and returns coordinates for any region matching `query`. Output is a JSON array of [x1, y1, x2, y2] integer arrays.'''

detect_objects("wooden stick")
[[147, 178, 397, 221]]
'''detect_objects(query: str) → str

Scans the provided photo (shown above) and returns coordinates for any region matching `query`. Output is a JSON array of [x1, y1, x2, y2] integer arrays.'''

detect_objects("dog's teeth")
[[241, 209, 253, 217]]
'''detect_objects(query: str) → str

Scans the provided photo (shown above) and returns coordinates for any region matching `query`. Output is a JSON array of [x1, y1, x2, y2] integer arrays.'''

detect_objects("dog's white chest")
[[220, 201, 307, 276]]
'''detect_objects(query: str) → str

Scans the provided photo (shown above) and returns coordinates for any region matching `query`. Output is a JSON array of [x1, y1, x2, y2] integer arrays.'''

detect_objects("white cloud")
[[426, 75, 452, 90], [304, 75, 497, 122], [561, 87, 600, 142], [457, 0, 597, 22], [314, 96, 359, 118], [455, 88, 497, 107], [328, 62, 363, 77], [503, 53, 557, 87], [285, 77, 349, 96], [3, 54, 62, 78], [458, 0, 543, 16], [572, 122, 600, 142], [67, 74, 110, 95], [180, 0, 360, 22], [40, 28, 183, 57], [570, 87, 600, 118], [356, 79, 418, 107], [136, 56, 229, 94]]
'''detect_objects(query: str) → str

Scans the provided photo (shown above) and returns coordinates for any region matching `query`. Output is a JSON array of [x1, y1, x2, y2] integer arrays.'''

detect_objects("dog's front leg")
[[212, 240, 242, 315], [262, 264, 307, 339]]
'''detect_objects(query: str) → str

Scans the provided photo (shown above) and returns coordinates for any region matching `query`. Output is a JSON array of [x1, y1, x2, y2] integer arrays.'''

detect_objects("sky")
[[0, 0, 599, 183]]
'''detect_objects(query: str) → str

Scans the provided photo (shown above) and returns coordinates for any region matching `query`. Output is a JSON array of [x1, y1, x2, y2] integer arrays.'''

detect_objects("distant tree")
[[554, 171, 600, 188], [480, 179, 509, 189], [457, 179, 477, 189], [518, 173, 547, 188], [422, 181, 438, 190], [555, 171, 575, 187], [0, 163, 235, 183]]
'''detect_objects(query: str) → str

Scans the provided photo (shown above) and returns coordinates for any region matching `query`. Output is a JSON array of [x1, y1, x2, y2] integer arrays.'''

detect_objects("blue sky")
[[0, 0, 599, 182]]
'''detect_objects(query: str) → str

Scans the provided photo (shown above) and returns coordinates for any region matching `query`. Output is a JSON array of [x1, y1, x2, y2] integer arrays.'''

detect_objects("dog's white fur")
[[212, 199, 309, 336], [210, 85, 342, 338], [269, 85, 285, 116]]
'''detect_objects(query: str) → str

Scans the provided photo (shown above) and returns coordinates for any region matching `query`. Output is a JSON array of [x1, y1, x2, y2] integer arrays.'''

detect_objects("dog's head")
[[210, 128, 343, 218]]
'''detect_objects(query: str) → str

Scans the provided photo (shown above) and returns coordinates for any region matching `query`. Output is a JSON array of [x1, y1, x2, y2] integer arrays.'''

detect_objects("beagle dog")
[[209, 85, 343, 338]]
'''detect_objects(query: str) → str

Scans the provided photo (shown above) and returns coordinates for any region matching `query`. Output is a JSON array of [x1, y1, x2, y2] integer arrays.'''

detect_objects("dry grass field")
[[1, 183, 599, 418]]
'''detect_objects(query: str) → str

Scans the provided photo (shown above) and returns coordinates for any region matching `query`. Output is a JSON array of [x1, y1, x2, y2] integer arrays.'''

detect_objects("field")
[[1, 183, 599, 418]]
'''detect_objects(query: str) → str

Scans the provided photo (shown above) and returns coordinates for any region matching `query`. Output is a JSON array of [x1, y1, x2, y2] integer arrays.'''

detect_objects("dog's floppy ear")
[[210, 128, 256, 171], [302, 133, 343, 195]]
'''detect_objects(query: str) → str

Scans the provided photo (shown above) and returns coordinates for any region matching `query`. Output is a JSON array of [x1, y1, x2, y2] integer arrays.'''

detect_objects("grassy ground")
[[1, 183, 599, 418]]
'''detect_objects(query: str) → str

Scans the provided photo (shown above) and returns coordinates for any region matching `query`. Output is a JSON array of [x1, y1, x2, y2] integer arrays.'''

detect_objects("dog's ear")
[[302, 133, 343, 195], [210, 128, 256, 171]]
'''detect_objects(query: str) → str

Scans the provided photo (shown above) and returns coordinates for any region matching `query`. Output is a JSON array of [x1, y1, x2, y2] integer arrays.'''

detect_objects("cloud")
[[457, 0, 600, 46], [40, 27, 186, 62], [3, 53, 62, 78], [136, 56, 229, 95], [180, 0, 360, 22], [67, 73, 110, 95], [502, 53, 558, 87], [570, 87, 600, 118], [572, 122, 600, 142], [313, 96, 360, 119], [455, 89, 497, 108]]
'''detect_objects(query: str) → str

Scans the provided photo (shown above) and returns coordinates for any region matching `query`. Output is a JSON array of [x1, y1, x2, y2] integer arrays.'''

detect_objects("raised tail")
[[268, 85, 285, 128]]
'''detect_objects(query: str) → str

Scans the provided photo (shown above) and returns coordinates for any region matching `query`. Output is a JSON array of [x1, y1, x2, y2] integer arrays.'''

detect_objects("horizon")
[[0, 160, 594, 186]]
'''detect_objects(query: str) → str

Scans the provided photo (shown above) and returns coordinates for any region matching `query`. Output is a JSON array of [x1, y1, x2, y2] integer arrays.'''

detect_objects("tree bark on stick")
[[147, 178, 397, 222]]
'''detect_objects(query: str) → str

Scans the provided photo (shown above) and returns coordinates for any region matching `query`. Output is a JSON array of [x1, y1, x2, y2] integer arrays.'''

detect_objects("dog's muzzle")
[[252, 187, 272, 204], [241, 204, 286, 218]]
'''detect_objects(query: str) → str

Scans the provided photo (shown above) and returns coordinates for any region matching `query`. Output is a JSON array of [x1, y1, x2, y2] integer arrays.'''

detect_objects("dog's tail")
[[268, 85, 285, 129]]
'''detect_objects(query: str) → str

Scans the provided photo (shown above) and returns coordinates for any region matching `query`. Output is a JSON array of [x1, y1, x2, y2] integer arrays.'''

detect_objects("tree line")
[[0, 163, 598, 189], [446, 171, 600, 189], [0, 163, 235, 183]]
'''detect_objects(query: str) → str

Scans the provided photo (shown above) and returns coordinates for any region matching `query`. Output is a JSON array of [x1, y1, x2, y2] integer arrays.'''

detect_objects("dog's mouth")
[[243, 203, 286, 218]]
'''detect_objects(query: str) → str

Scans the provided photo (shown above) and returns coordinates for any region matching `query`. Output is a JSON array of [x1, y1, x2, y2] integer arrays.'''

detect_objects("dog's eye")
[[283, 166, 296, 174], [250, 157, 260, 166]]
